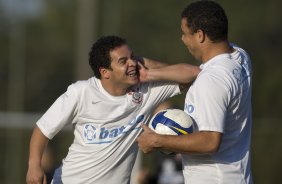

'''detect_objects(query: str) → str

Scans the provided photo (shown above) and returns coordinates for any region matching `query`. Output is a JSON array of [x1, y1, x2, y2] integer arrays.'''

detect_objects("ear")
[[99, 67, 111, 79], [197, 29, 205, 43]]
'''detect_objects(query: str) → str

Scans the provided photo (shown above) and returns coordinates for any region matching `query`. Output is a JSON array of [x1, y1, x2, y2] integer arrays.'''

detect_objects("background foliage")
[[1, 0, 281, 117]]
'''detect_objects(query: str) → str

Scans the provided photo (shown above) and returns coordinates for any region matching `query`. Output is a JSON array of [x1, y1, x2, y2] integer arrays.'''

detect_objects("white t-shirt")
[[183, 45, 253, 184], [37, 77, 180, 184]]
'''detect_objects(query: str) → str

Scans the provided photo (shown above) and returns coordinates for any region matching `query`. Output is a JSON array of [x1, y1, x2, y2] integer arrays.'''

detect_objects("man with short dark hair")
[[26, 35, 199, 184], [137, 1, 253, 183]]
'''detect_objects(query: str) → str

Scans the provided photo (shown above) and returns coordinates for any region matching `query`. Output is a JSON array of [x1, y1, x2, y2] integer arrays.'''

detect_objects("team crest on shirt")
[[131, 92, 143, 104], [128, 87, 143, 104]]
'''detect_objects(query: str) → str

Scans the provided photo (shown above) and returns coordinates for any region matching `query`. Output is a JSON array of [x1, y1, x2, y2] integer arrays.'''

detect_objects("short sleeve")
[[36, 84, 79, 139], [148, 81, 181, 105], [193, 73, 230, 133]]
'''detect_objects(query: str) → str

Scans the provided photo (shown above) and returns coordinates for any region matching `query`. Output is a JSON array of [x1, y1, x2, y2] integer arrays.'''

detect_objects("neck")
[[100, 79, 128, 96], [202, 40, 233, 63]]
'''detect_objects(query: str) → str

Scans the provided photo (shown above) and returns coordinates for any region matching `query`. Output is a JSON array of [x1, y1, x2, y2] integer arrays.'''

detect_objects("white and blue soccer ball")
[[149, 108, 193, 136], [149, 109, 194, 154]]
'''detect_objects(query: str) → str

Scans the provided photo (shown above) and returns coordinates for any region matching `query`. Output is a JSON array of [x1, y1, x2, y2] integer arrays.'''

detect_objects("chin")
[[130, 78, 139, 85]]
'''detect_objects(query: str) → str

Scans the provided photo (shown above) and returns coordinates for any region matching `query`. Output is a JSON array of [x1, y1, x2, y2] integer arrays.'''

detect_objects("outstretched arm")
[[26, 126, 49, 184], [142, 57, 168, 69], [138, 62, 200, 84]]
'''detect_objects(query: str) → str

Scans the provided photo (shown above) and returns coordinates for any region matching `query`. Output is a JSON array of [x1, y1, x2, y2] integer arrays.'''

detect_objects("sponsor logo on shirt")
[[185, 104, 194, 114], [83, 115, 144, 144], [84, 124, 97, 141]]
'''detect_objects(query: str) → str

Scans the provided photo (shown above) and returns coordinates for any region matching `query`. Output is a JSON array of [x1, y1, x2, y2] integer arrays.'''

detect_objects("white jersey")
[[183, 45, 253, 184], [36, 77, 180, 184]]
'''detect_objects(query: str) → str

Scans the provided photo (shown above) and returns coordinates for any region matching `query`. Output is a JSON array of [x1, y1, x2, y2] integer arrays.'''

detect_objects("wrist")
[[153, 134, 163, 148], [146, 69, 160, 82], [28, 158, 41, 167]]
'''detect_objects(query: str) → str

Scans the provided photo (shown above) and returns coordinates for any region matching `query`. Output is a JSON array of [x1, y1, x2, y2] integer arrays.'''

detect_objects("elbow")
[[183, 65, 201, 83], [206, 143, 220, 154], [202, 131, 222, 154]]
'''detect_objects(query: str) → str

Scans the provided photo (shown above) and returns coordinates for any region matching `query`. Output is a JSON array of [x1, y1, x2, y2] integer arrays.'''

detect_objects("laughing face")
[[106, 44, 139, 90]]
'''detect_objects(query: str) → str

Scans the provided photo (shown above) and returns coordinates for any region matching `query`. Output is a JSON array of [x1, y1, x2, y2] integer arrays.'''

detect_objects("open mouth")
[[127, 70, 137, 77]]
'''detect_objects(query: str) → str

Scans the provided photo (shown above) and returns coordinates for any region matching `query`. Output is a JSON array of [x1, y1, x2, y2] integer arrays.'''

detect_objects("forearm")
[[146, 63, 200, 84], [143, 57, 168, 69], [155, 131, 221, 154], [26, 126, 49, 184], [28, 126, 49, 167]]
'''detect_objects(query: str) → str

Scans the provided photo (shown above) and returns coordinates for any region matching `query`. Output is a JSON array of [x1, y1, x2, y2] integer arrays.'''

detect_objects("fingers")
[[137, 62, 147, 71], [26, 177, 43, 184], [140, 124, 149, 133], [133, 56, 145, 64], [136, 124, 146, 142], [140, 123, 146, 129], [26, 166, 45, 184], [43, 174, 47, 184], [137, 61, 144, 67], [141, 124, 154, 133]]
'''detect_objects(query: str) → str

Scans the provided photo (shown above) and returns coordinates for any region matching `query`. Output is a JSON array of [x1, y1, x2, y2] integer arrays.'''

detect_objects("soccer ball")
[[149, 109, 194, 154], [149, 108, 193, 136]]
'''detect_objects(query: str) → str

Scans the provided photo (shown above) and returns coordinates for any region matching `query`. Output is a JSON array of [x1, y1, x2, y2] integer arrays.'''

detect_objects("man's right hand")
[[137, 62, 149, 83], [26, 165, 47, 184]]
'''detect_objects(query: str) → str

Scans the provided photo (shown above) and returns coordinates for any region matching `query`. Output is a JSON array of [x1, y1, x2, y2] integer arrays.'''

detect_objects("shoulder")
[[66, 77, 97, 95], [231, 43, 250, 58], [138, 81, 178, 91], [129, 82, 179, 98], [71, 77, 97, 89], [195, 63, 233, 96]]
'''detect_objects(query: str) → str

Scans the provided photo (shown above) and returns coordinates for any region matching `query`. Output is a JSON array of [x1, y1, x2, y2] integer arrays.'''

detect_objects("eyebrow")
[[117, 52, 134, 63], [118, 57, 128, 63]]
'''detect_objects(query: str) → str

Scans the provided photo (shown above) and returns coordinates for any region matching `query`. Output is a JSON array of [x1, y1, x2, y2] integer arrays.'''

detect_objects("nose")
[[128, 58, 137, 66]]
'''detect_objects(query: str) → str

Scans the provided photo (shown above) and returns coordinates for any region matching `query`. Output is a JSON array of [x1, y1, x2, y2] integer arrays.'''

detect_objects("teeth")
[[127, 70, 136, 76]]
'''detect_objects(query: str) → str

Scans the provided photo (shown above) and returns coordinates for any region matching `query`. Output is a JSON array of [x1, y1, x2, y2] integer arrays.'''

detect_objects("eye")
[[118, 58, 127, 65]]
